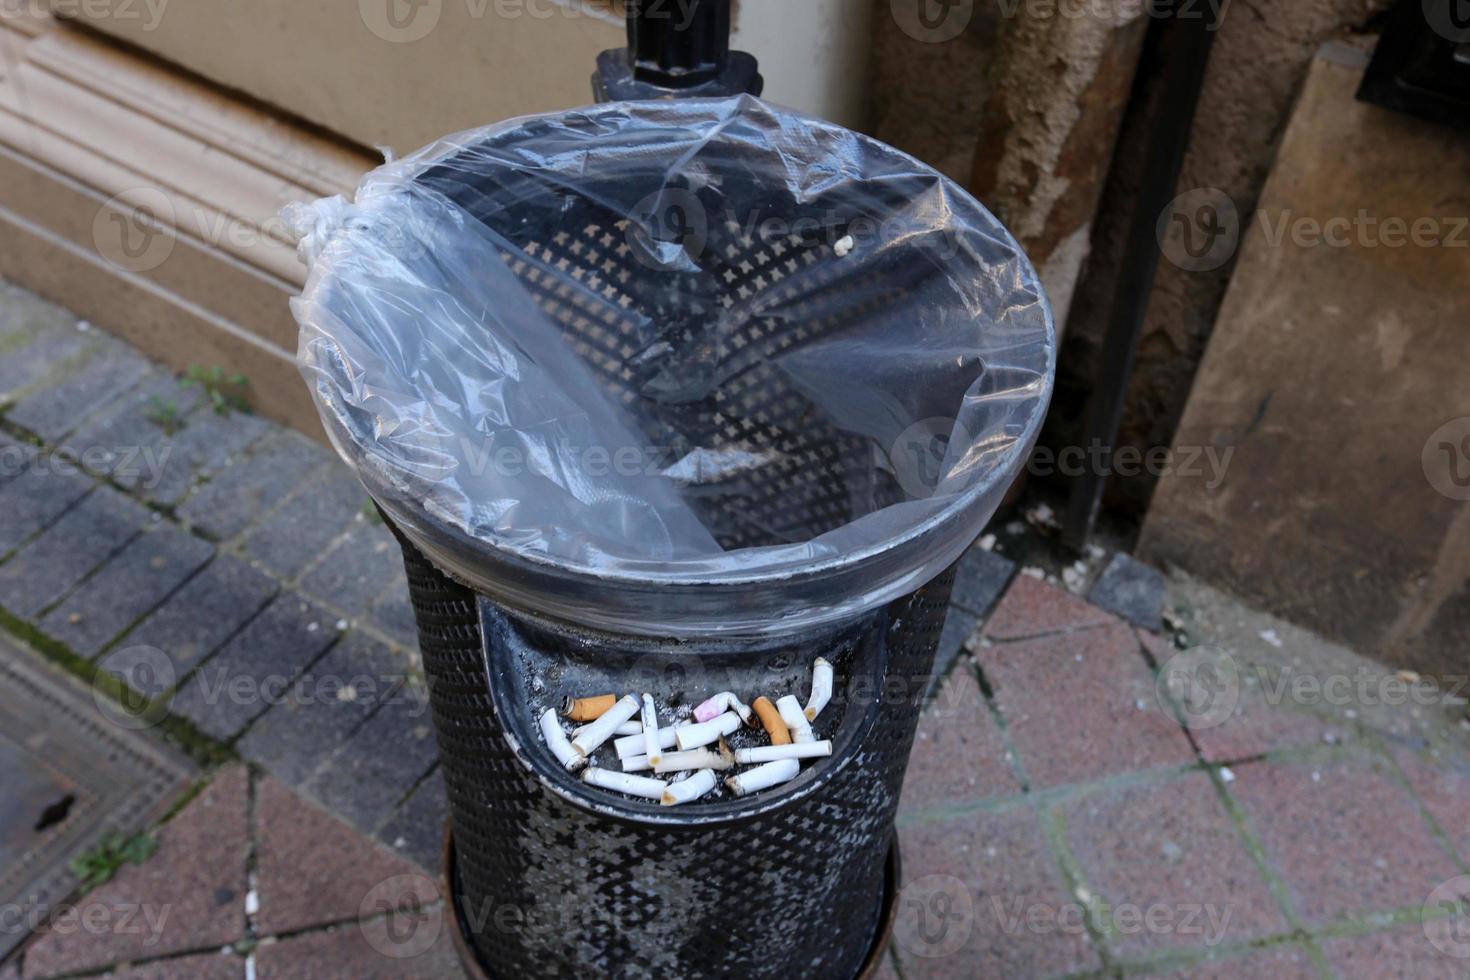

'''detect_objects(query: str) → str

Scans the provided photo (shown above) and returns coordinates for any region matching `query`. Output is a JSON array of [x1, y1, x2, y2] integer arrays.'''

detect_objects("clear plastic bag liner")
[[287, 96, 1054, 636]]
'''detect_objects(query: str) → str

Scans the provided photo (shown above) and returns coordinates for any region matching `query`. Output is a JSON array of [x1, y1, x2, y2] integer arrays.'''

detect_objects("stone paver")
[[951, 547, 1016, 616], [169, 595, 339, 740], [127, 407, 271, 505], [895, 806, 1100, 978], [1230, 754, 1457, 926], [239, 633, 409, 788], [108, 952, 245, 980], [900, 666, 1018, 814], [1393, 746, 1470, 865], [306, 687, 438, 834], [1321, 923, 1470, 979], [982, 574, 1117, 641], [40, 526, 214, 657], [20, 766, 249, 978], [978, 622, 1197, 788], [376, 770, 448, 873], [254, 775, 439, 937], [1059, 772, 1288, 957], [253, 918, 463, 980], [0, 328, 88, 401], [0, 485, 151, 618], [61, 371, 203, 485], [298, 522, 404, 617], [1088, 552, 1165, 632], [1157, 944, 1320, 979], [0, 465, 92, 555], [178, 430, 327, 541], [107, 553, 276, 681], [5, 343, 151, 442], [242, 468, 368, 578], [366, 577, 418, 649]]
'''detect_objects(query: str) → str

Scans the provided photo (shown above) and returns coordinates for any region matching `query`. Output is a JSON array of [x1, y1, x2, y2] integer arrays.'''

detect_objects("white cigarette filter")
[[571, 695, 641, 758], [655, 747, 733, 773], [614, 726, 676, 759], [692, 692, 754, 725], [776, 695, 816, 744], [661, 769, 718, 806], [641, 694, 664, 766], [724, 759, 801, 798], [573, 720, 641, 740], [539, 708, 586, 772], [805, 657, 833, 721], [581, 767, 667, 800], [733, 741, 833, 765], [674, 712, 742, 751]]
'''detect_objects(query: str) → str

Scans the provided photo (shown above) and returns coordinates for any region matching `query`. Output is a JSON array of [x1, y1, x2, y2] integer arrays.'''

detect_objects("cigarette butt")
[[539, 708, 586, 772], [776, 695, 815, 744], [621, 754, 652, 773], [805, 657, 833, 721], [581, 767, 666, 801], [653, 748, 733, 774], [693, 692, 754, 725], [753, 697, 791, 745], [574, 720, 641, 740], [661, 769, 717, 806], [724, 759, 800, 798], [641, 694, 663, 766], [614, 726, 677, 760], [734, 741, 833, 764], [674, 712, 741, 751], [563, 694, 618, 723], [571, 695, 641, 757]]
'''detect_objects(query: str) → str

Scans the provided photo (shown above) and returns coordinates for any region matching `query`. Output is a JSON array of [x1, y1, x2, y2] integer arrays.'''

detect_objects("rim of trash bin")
[[313, 99, 1057, 637]]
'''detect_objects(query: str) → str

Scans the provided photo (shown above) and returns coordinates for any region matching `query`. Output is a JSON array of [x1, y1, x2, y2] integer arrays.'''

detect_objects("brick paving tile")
[[1229, 754, 1457, 926], [931, 607, 980, 693], [20, 767, 249, 978], [376, 770, 448, 873], [239, 633, 409, 788], [178, 431, 328, 541], [0, 466, 92, 555], [1393, 746, 1470, 865], [983, 575, 1117, 641], [367, 577, 417, 649], [106, 951, 246, 980], [40, 526, 214, 657], [61, 372, 203, 483], [0, 328, 88, 400], [106, 553, 276, 682], [871, 951, 900, 980], [253, 918, 465, 980], [1322, 923, 1470, 979], [0, 430, 34, 482], [1154, 944, 1320, 979], [169, 595, 339, 740], [900, 667, 1019, 815], [242, 469, 367, 578], [6, 344, 151, 442], [1139, 631, 1343, 763], [0, 485, 151, 618], [977, 622, 1197, 788], [951, 548, 1016, 616], [306, 688, 439, 834], [894, 807, 1101, 979], [254, 775, 440, 937], [298, 523, 405, 617], [1087, 553, 1165, 632], [1059, 771, 1287, 957], [128, 408, 272, 505]]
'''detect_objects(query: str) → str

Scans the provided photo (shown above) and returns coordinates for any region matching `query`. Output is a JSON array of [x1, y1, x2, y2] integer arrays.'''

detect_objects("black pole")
[[594, 0, 763, 102]]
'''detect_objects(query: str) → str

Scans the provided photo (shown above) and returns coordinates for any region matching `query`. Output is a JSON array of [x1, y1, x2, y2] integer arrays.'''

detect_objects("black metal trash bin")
[[287, 96, 1053, 978]]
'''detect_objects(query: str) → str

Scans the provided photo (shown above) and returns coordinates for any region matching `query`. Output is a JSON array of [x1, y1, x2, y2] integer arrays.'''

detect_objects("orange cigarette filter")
[[752, 696, 792, 746], [562, 694, 618, 723]]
